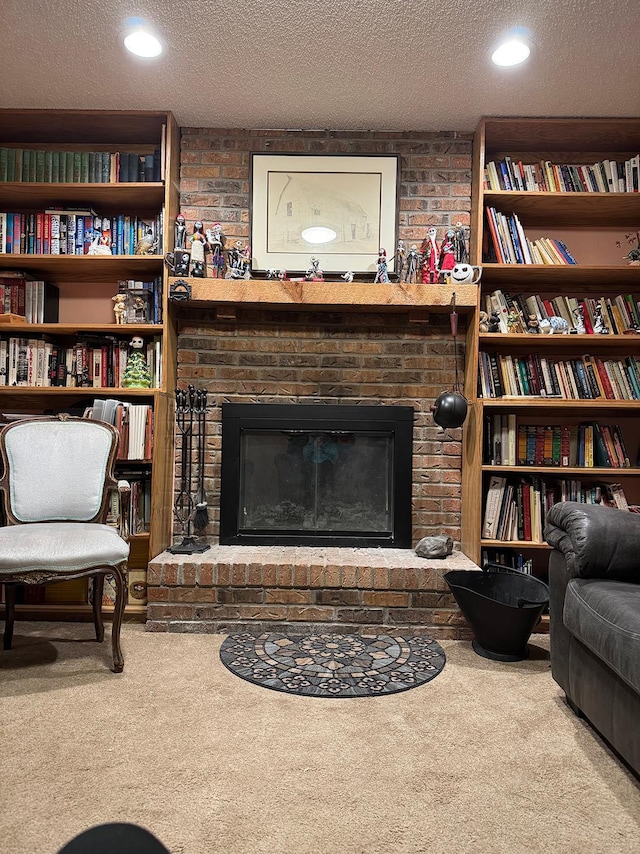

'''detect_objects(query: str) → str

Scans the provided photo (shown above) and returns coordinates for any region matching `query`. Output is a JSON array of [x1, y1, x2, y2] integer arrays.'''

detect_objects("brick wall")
[[176, 127, 473, 547]]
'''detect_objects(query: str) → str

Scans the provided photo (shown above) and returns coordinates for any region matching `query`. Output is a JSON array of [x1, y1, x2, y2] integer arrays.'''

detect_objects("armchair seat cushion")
[[0, 522, 129, 574], [564, 577, 640, 694]]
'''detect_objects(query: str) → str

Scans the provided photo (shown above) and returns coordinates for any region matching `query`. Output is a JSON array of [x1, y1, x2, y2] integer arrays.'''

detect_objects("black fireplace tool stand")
[[168, 385, 211, 555]]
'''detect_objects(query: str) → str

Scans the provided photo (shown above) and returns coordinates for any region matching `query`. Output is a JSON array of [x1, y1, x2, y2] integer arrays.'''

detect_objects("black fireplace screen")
[[220, 404, 413, 547]]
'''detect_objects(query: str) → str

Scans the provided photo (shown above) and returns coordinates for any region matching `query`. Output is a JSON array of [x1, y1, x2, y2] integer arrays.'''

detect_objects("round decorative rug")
[[219, 631, 446, 698]]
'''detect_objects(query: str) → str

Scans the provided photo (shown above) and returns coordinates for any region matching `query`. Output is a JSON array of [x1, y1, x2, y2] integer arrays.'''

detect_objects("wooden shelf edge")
[[171, 277, 478, 311], [481, 540, 551, 549], [480, 398, 639, 409], [482, 465, 638, 475]]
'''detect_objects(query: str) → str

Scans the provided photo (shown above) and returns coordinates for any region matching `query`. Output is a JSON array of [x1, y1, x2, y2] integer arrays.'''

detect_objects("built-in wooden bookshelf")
[[0, 109, 181, 619], [462, 117, 640, 577]]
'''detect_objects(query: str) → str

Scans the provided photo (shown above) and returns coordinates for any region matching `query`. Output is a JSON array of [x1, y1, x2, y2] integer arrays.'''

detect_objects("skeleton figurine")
[[305, 257, 323, 281], [404, 244, 420, 283], [174, 213, 187, 250], [205, 222, 226, 278], [374, 248, 389, 283]]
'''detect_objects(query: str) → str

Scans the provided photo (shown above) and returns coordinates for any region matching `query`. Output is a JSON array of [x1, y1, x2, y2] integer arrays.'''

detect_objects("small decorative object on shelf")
[[122, 335, 152, 388], [437, 228, 456, 281], [539, 316, 569, 334], [341, 271, 354, 283], [374, 248, 389, 283], [164, 249, 190, 276], [189, 220, 207, 277], [134, 227, 157, 255], [278, 269, 287, 281], [226, 241, 251, 279], [394, 239, 406, 279], [405, 244, 420, 283], [174, 213, 187, 250], [453, 222, 470, 264], [112, 293, 127, 324], [617, 230, 640, 265], [487, 311, 501, 332], [592, 303, 610, 334], [88, 217, 113, 256], [305, 256, 323, 282], [169, 279, 192, 302], [448, 262, 482, 284], [526, 314, 539, 333], [479, 310, 489, 332], [206, 222, 226, 278], [421, 227, 439, 284]]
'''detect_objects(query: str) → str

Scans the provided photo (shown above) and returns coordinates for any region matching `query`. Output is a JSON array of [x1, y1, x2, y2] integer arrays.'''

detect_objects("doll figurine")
[[393, 240, 406, 280], [453, 222, 470, 264], [437, 228, 456, 281], [175, 214, 187, 250], [305, 257, 323, 281], [405, 244, 420, 283], [122, 336, 152, 388], [112, 293, 127, 324], [189, 221, 207, 277], [421, 228, 439, 284], [374, 248, 389, 283], [206, 222, 226, 278]]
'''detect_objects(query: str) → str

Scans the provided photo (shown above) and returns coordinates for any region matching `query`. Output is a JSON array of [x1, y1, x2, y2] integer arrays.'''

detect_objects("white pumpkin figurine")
[[448, 263, 482, 285]]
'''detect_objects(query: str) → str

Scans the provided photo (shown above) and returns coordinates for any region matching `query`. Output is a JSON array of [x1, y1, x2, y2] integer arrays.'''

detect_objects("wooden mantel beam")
[[169, 278, 477, 313]]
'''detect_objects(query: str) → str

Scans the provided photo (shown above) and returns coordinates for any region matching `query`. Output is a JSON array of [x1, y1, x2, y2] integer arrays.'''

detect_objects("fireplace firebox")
[[220, 403, 414, 547]]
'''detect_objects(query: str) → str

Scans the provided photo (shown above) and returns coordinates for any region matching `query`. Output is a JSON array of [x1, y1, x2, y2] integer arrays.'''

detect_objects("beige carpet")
[[1, 623, 638, 854]]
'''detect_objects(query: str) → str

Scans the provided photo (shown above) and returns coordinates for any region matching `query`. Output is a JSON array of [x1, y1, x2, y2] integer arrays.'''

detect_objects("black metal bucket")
[[444, 566, 549, 661]]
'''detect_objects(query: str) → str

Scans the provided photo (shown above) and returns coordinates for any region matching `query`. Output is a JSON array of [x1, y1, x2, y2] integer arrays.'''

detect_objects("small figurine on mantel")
[[374, 248, 390, 283], [437, 228, 456, 282], [122, 336, 152, 388], [453, 222, 470, 264], [405, 244, 420, 283], [189, 220, 207, 277], [174, 213, 187, 250], [421, 227, 439, 284], [206, 222, 226, 278], [305, 257, 323, 281], [392, 239, 406, 280], [341, 271, 354, 283]]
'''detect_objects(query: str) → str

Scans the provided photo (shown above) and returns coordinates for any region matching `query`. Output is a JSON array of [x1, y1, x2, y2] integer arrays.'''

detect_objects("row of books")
[[478, 351, 640, 402], [86, 398, 153, 462], [484, 417, 631, 468], [480, 550, 535, 575], [0, 273, 59, 322], [485, 206, 578, 265], [0, 210, 163, 256], [484, 156, 640, 194], [0, 148, 162, 184], [482, 475, 633, 542], [0, 335, 162, 388], [484, 289, 640, 335]]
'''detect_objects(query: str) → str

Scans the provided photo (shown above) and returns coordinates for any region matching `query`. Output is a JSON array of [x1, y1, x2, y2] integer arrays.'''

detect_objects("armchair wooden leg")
[[92, 574, 105, 643], [111, 565, 127, 673], [3, 583, 16, 650]]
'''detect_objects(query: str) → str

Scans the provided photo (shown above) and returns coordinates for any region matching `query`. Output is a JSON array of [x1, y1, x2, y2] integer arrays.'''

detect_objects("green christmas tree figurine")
[[122, 335, 152, 388]]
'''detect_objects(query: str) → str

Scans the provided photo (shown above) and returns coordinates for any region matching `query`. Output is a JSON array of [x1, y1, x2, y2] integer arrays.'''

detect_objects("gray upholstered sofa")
[[544, 501, 640, 777]]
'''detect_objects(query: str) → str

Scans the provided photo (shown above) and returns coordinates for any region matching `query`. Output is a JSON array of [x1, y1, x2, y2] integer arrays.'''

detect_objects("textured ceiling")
[[2, 0, 640, 131]]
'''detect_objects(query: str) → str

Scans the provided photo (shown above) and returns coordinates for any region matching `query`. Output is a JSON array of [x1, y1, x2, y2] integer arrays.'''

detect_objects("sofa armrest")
[[544, 501, 640, 583]]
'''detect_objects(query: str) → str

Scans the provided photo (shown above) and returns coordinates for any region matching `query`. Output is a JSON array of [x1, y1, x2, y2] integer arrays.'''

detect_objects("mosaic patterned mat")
[[219, 631, 446, 698]]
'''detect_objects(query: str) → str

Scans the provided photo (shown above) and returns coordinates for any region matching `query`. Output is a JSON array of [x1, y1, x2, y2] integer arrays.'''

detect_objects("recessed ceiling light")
[[123, 25, 163, 58], [491, 38, 530, 67], [301, 226, 337, 244]]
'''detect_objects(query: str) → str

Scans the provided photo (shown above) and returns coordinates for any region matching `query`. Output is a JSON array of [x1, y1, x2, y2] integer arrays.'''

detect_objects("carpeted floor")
[[219, 630, 446, 697], [1, 622, 639, 854]]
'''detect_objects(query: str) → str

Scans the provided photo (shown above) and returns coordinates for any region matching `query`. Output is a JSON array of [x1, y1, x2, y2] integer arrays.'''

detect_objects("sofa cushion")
[[564, 578, 640, 694]]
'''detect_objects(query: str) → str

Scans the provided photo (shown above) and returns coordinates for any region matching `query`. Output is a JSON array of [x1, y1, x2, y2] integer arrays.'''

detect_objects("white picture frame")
[[250, 153, 400, 276]]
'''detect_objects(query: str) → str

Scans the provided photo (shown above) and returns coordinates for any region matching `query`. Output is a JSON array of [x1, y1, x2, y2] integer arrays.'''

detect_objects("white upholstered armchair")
[[0, 415, 130, 672]]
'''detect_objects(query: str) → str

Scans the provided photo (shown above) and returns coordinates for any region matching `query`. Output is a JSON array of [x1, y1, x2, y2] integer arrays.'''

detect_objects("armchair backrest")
[[0, 416, 118, 524]]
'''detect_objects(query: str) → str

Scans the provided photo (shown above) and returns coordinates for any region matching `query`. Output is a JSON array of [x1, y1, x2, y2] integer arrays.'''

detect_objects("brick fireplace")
[[146, 125, 477, 637]]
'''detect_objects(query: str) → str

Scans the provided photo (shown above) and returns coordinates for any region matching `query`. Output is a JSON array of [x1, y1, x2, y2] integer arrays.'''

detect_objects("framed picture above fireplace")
[[250, 153, 400, 276]]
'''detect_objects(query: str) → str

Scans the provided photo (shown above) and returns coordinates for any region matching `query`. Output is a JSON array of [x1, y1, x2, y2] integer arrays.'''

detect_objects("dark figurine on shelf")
[[175, 213, 187, 250], [189, 220, 207, 277], [374, 248, 390, 283], [593, 303, 610, 334], [206, 222, 226, 278], [487, 311, 501, 333], [526, 314, 539, 333], [405, 244, 420, 283], [453, 222, 470, 264]]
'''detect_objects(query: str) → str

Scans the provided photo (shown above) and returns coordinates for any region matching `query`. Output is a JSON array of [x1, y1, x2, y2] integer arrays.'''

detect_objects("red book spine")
[[594, 356, 615, 399]]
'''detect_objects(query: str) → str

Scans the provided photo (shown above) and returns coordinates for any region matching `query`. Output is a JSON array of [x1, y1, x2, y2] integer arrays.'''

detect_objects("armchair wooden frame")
[[0, 414, 131, 672]]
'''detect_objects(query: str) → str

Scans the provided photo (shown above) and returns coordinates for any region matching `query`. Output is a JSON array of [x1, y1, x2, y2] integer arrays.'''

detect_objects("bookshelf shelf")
[[0, 108, 181, 620], [461, 116, 640, 569], [483, 190, 640, 227], [0, 181, 165, 209], [0, 254, 163, 283]]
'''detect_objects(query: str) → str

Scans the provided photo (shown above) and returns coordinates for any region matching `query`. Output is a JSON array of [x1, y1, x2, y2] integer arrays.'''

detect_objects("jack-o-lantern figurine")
[[448, 263, 482, 285]]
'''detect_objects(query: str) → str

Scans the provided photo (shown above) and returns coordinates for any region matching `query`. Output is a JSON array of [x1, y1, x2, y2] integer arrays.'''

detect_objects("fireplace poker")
[[193, 388, 210, 531]]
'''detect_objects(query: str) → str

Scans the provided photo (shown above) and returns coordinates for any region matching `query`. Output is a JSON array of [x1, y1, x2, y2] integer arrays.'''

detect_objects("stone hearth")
[[147, 545, 477, 638]]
